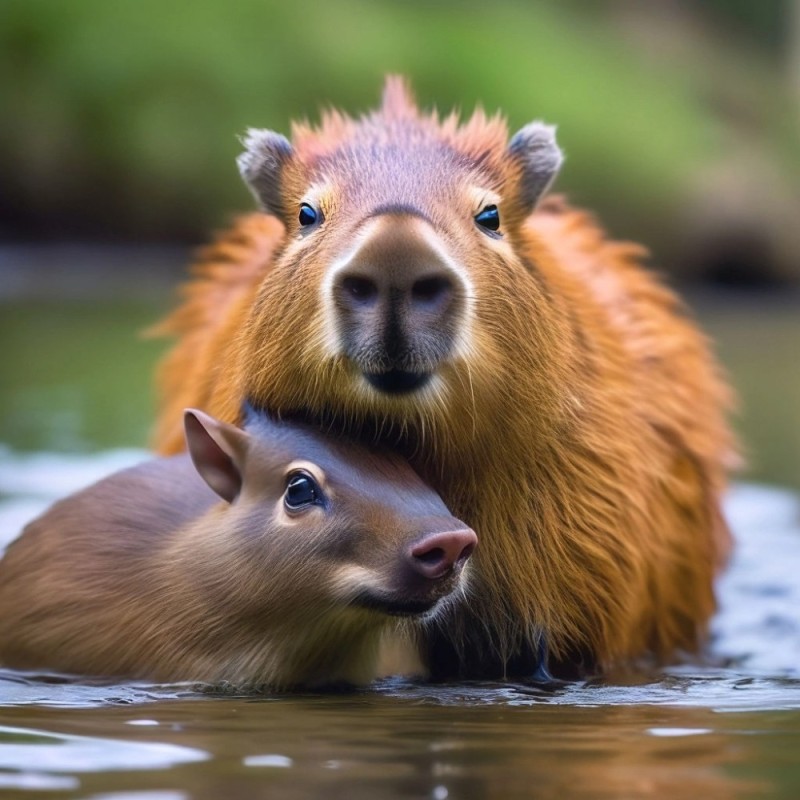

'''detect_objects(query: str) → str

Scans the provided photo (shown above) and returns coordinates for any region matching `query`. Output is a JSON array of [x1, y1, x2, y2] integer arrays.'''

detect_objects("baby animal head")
[[184, 407, 476, 623]]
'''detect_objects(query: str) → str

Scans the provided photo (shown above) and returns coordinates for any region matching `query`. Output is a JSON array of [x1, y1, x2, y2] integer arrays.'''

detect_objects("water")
[[0, 687, 797, 799], [1, 450, 799, 798], [1, 254, 799, 796]]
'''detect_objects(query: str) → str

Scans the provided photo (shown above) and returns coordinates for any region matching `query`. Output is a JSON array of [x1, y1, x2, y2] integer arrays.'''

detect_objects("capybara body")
[[0, 409, 475, 687], [153, 78, 737, 678]]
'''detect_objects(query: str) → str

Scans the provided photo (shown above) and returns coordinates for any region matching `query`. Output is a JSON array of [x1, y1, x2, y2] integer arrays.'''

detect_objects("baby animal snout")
[[408, 529, 477, 580]]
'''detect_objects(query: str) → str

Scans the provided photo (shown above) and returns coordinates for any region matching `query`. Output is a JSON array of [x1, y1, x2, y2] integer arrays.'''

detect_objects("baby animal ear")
[[183, 409, 249, 503], [237, 128, 294, 218], [508, 122, 563, 213]]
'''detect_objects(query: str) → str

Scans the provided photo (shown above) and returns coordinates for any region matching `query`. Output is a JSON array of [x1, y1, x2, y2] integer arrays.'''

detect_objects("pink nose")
[[409, 529, 477, 580]]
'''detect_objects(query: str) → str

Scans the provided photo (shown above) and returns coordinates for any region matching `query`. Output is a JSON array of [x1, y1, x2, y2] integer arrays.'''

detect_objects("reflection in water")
[[0, 716, 207, 795], [0, 723, 208, 770], [0, 451, 799, 797], [0, 690, 786, 799]]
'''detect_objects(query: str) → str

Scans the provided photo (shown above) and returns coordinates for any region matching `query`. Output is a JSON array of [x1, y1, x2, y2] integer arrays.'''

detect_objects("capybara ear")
[[183, 409, 249, 503], [237, 128, 294, 219], [508, 122, 563, 213]]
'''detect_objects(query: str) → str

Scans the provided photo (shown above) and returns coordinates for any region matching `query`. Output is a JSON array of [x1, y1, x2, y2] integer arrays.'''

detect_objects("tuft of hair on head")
[[508, 121, 563, 213], [447, 106, 509, 174], [237, 128, 294, 218], [380, 75, 419, 121]]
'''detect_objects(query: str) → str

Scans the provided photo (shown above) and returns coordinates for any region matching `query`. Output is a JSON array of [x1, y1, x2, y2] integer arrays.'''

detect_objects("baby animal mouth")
[[352, 589, 441, 617], [364, 370, 431, 394]]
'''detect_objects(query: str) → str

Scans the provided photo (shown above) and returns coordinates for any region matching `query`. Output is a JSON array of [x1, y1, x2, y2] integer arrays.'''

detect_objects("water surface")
[[1, 453, 799, 799]]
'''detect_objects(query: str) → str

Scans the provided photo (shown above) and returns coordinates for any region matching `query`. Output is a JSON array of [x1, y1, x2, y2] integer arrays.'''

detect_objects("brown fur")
[[152, 78, 737, 678], [0, 410, 474, 687]]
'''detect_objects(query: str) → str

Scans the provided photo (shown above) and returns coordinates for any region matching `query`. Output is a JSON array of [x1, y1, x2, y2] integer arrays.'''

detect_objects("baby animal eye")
[[474, 205, 500, 233], [284, 471, 323, 511], [298, 203, 319, 227]]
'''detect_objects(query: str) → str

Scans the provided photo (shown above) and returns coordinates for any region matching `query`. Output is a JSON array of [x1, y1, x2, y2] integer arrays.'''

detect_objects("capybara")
[[0, 408, 476, 687], [152, 77, 737, 679]]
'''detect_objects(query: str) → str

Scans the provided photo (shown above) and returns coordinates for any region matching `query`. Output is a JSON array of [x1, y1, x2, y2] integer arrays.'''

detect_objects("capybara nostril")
[[411, 275, 453, 309], [409, 529, 477, 580], [339, 274, 380, 307]]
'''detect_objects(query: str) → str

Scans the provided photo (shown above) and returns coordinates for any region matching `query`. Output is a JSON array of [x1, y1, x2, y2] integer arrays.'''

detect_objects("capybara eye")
[[298, 203, 319, 227], [285, 471, 322, 510], [475, 204, 500, 233]]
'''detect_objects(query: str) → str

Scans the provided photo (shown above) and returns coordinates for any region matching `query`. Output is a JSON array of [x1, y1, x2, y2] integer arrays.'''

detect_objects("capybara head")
[[236, 77, 564, 422], [184, 407, 476, 621]]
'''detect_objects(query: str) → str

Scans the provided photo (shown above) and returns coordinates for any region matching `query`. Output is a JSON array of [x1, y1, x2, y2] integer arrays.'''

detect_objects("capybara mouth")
[[352, 589, 442, 617], [364, 370, 431, 394]]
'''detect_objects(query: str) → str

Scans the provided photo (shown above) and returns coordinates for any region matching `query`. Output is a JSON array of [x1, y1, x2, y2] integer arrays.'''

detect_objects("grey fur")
[[237, 128, 294, 218], [508, 122, 563, 211]]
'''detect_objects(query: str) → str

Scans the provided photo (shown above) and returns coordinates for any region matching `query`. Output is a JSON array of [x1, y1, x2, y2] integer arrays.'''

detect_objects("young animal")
[[0, 409, 476, 687], [152, 77, 737, 679]]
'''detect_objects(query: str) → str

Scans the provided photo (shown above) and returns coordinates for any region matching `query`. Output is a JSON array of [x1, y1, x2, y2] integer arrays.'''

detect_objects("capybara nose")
[[335, 269, 455, 316], [330, 215, 465, 367], [409, 529, 477, 580]]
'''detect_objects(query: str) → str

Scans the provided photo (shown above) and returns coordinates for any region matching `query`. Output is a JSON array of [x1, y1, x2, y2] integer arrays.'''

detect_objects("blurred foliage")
[[0, 0, 798, 277], [699, 0, 789, 49], [0, 300, 166, 452]]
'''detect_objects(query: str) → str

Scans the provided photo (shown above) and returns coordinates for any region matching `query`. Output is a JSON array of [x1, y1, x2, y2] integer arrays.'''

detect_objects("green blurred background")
[[1, 0, 798, 487]]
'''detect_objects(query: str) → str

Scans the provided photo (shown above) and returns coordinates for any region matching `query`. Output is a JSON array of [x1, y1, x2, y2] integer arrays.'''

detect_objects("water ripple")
[[0, 724, 209, 772]]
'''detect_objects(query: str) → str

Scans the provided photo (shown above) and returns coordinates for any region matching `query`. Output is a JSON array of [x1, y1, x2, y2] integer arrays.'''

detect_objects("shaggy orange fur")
[[152, 78, 737, 678]]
